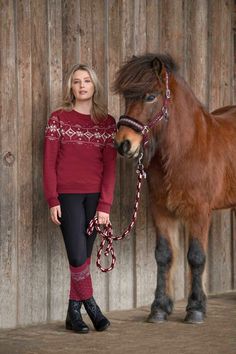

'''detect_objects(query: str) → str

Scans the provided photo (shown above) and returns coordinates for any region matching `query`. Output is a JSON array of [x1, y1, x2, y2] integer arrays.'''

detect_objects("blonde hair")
[[62, 64, 107, 122]]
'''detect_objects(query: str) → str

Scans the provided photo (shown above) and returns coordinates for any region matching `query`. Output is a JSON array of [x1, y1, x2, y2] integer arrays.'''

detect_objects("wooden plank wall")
[[0, 0, 235, 328]]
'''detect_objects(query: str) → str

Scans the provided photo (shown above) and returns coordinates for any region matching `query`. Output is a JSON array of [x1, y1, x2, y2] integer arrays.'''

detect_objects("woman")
[[43, 64, 117, 333]]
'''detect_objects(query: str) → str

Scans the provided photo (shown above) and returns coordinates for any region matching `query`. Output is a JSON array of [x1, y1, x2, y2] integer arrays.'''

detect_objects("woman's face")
[[71, 70, 95, 102]]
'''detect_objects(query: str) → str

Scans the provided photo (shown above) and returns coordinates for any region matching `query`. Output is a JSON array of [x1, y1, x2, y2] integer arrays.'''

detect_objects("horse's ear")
[[152, 57, 162, 77]]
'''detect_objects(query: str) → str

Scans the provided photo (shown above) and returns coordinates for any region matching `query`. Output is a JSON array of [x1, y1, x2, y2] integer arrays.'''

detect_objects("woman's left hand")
[[96, 211, 110, 226]]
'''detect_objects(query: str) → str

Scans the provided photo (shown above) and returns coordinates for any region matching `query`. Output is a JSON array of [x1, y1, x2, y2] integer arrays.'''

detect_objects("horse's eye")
[[144, 94, 156, 103]]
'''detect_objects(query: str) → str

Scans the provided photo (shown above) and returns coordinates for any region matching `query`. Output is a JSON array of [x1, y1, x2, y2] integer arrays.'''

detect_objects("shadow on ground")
[[0, 292, 235, 354]]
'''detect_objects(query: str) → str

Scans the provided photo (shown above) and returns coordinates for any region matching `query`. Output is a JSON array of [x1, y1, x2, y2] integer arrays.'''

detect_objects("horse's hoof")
[[184, 310, 205, 324], [147, 309, 167, 323]]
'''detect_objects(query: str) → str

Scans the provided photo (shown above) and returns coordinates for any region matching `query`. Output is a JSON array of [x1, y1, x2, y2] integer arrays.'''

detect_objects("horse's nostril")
[[116, 140, 131, 155], [122, 140, 131, 153]]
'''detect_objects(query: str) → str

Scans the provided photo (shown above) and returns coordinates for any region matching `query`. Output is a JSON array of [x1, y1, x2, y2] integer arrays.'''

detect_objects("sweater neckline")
[[72, 109, 91, 117]]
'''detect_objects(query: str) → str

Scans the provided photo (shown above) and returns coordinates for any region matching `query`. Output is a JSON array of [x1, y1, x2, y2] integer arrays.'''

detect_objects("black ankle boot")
[[66, 300, 89, 333], [83, 297, 110, 331]]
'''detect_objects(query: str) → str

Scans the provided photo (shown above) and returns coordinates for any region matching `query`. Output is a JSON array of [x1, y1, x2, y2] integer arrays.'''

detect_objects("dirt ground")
[[0, 292, 235, 354]]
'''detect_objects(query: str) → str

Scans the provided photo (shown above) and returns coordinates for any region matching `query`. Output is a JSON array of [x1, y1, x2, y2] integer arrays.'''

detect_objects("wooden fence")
[[0, 0, 235, 328]]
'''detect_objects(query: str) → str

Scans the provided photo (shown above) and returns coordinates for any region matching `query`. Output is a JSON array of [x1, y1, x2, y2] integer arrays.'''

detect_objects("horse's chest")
[[148, 164, 196, 217], [166, 189, 186, 215], [158, 179, 195, 217]]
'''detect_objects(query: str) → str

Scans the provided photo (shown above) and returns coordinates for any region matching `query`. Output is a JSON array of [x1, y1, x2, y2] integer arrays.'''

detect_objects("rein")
[[87, 154, 146, 272], [87, 71, 171, 272]]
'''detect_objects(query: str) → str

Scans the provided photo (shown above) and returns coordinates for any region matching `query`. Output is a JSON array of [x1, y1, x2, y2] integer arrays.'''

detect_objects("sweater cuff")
[[48, 197, 60, 208], [96, 201, 111, 214]]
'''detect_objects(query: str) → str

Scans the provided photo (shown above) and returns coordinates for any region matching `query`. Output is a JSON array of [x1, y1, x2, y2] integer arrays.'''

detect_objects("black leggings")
[[59, 193, 100, 267]]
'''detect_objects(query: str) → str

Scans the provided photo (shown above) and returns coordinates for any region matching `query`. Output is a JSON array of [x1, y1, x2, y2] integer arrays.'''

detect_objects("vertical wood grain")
[[31, 0, 49, 323], [209, 211, 232, 292], [0, 0, 18, 328], [146, 0, 159, 52], [15, 0, 33, 326], [47, 0, 69, 321], [158, 0, 185, 70], [208, 0, 234, 294], [92, 0, 106, 80], [208, 0, 234, 111], [78, 0, 93, 66], [185, 0, 208, 104], [106, 0, 122, 311], [62, 0, 80, 83]]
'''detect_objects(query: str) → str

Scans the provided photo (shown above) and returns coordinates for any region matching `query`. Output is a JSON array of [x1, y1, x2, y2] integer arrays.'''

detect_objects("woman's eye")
[[144, 94, 156, 102]]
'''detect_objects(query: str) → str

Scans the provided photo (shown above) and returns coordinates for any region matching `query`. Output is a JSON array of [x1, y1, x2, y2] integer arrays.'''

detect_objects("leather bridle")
[[117, 71, 171, 146]]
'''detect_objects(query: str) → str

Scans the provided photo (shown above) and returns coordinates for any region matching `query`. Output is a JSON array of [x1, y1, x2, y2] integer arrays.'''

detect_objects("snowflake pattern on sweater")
[[43, 110, 117, 212], [45, 115, 116, 148]]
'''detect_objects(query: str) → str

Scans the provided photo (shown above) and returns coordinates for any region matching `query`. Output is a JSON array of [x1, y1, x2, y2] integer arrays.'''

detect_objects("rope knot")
[[87, 153, 145, 272]]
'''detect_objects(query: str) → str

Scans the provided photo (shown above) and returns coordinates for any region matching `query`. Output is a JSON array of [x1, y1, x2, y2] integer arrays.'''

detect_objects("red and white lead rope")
[[87, 153, 146, 272]]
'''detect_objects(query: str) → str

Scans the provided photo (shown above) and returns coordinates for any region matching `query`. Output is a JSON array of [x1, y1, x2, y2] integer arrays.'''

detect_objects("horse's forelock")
[[113, 53, 178, 97]]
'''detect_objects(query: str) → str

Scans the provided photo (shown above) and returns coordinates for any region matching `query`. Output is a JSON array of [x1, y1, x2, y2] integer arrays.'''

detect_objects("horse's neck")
[[162, 76, 208, 159]]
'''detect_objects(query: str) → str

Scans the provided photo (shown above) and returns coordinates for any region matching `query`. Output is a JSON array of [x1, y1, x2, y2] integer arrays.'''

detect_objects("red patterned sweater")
[[43, 109, 117, 213]]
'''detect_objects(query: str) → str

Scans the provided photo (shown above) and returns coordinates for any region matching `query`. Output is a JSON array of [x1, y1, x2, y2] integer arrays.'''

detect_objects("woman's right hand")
[[50, 205, 61, 225]]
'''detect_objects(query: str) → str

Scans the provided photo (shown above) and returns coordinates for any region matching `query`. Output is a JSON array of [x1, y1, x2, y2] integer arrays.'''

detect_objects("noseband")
[[117, 71, 171, 146]]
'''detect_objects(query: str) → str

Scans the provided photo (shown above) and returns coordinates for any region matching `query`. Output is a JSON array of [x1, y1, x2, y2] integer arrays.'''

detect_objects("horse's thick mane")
[[113, 53, 179, 98]]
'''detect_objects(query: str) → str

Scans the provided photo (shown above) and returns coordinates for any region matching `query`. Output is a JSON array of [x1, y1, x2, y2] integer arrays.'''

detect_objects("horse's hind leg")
[[184, 213, 210, 324], [147, 206, 177, 323]]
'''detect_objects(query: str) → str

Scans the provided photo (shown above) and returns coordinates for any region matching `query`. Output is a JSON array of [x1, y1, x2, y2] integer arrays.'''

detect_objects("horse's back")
[[211, 105, 236, 117]]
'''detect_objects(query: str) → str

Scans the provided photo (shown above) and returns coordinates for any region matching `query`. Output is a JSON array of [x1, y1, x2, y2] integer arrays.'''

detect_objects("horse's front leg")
[[185, 213, 210, 324], [147, 207, 177, 323]]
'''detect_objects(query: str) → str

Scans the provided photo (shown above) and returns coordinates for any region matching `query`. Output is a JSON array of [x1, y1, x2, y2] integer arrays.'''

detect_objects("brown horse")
[[113, 54, 236, 324]]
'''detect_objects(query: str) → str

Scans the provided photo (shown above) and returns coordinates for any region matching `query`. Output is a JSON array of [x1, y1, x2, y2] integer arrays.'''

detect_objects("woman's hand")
[[50, 205, 61, 225], [96, 211, 110, 226]]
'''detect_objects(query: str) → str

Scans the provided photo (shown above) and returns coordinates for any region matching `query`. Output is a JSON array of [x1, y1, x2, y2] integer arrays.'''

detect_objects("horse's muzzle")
[[115, 139, 131, 156]]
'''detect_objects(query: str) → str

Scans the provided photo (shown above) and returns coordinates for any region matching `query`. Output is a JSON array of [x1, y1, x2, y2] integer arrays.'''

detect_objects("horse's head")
[[113, 54, 176, 160]]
